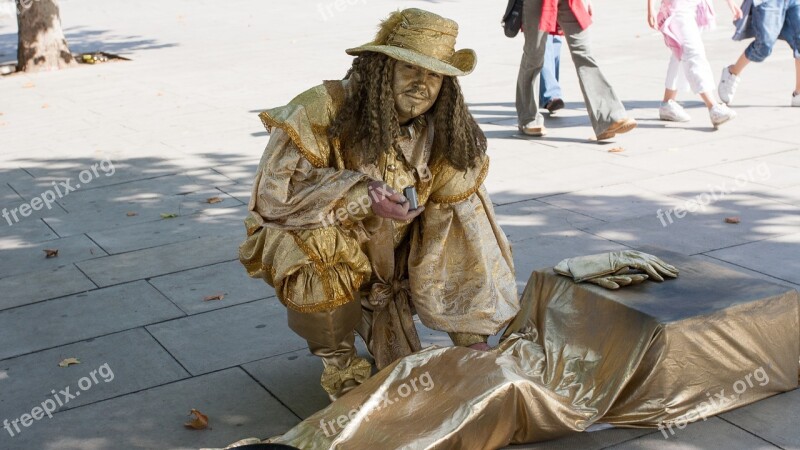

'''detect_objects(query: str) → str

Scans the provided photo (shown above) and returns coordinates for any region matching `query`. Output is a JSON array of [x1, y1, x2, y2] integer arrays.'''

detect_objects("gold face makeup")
[[392, 62, 444, 125]]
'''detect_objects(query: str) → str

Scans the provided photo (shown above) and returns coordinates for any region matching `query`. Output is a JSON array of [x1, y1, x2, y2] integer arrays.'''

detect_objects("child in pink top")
[[648, 0, 743, 127]]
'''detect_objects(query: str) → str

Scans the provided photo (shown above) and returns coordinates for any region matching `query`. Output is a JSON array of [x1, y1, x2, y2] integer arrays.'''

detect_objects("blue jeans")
[[746, 0, 800, 62], [539, 35, 563, 105]]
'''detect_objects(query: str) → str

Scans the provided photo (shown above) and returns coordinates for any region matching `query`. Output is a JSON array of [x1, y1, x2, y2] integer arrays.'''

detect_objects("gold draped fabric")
[[238, 79, 519, 368], [221, 252, 799, 449]]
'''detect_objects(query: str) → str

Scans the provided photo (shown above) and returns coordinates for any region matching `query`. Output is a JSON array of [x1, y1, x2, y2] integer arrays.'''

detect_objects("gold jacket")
[[239, 80, 519, 367]]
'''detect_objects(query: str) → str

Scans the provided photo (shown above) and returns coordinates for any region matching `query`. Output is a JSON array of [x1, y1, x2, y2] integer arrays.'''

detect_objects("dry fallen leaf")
[[58, 357, 80, 368], [725, 217, 741, 224], [126, 211, 138, 217], [184, 409, 209, 430], [161, 213, 178, 219], [203, 293, 225, 301], [206, 196, 223, 204], [44, 249, 59, 258], [608, 147, 625, 153], [41, 104, 49, 109], [22, 82, 35, 89]]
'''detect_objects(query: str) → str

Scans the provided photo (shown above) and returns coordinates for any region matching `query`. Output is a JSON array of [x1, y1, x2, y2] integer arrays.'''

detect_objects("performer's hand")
[[647, 10, 657, 29], [368, 181, 425, 221]]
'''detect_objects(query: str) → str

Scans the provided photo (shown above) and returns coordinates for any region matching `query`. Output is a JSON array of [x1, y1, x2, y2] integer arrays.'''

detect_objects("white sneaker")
[[659, 100, 691, 122], [709, 103, 737, 128], [519, 113, 547, 136], [792, 92, 800, 107], [718, 67, 740, 104]]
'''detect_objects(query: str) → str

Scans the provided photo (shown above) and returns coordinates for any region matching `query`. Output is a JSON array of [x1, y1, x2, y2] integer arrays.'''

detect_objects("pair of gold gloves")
[[554, 250, 679, 289]]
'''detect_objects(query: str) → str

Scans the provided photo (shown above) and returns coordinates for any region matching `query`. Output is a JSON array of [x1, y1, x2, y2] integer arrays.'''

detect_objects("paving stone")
[[705, 232, 800, 285], [76, 233, 240, 287], [486, 162, 658, 205], [0, 217, 59, 248], [242, 349, 332, 420], [504, 427, 655, 449], [45, 187, 240, 237], [0, 328, 188, 421], [583, 194, 800, 255], [694, 254, 799, 289], [0, 281, 184, 360], [538, 184, 685, 222], [147, 299, 306, 375], [0, 234, 106, 280], [510, 230, 629, 290], [700, 158, 800, 189], [631, 169, 778, 201], [0, 265, 96, 311], [87, 205, 246, 254], [721, 388, 800, 449], [611, 136, 796, 175], [605, 417, 778, 449], [494, 198, 604, 242], [0, 367, 298, 450], [149, 260, 275, 315]]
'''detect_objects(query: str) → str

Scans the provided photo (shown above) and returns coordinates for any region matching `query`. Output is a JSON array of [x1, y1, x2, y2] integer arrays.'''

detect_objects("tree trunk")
[[16, 0, 76, 72]]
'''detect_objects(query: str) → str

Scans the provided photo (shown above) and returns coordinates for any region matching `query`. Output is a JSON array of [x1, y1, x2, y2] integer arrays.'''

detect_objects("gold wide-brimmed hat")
[[346, 8, 476, 77]]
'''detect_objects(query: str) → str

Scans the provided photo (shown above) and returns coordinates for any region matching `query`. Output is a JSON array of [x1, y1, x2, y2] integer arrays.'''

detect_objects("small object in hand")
[[403, 186, 419, 210], [725, 216, 741, 224]]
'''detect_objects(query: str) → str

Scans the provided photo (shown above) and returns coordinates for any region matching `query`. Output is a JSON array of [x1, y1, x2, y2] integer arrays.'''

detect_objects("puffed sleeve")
[[239, 128, 373, 312], [408, 155, 520, 335]]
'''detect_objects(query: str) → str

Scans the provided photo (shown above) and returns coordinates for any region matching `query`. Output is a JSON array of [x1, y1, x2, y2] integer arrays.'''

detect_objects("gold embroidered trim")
[[280, 230, 366, 313], [258, 111, 327, 168], [429, 158, 490, 204]]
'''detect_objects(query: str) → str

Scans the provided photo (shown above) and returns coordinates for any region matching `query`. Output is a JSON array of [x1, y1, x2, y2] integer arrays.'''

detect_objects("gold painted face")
[[392, 61, 444, 125]]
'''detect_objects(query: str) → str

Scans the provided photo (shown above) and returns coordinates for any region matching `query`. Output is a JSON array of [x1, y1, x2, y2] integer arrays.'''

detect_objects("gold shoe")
[[596, 118, 637, 141]]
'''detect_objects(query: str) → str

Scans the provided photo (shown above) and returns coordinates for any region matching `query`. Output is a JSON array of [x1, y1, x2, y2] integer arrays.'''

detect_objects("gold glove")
[[587, 272, 650, 289], [554, 250, 678, 284]]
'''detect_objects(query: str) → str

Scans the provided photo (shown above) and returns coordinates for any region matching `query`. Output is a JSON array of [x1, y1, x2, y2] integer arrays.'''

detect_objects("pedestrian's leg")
[[556, 0, 628, 135], [782, 0, 800, 95], [286, 298, 370, 401], [539, 35, 564, 107], [516, 0, 549, 127], [664, 54, 680, 102]]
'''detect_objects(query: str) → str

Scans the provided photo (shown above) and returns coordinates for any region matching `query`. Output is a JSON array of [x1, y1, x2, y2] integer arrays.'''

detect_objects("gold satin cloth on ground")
[[238, 79, 519, 370], [244, 251, 799, 449]]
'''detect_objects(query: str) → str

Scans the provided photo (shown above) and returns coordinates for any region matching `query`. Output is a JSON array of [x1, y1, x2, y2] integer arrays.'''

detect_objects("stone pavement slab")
[[0, 234, 105, 279], [87, 205, 246, 254], [539, 184, 685, 223], [148, 260, 275, 315], [0, 264, 96, 311], [0, 281, 183, 360], [0, 328, 188, 421], [705, 232, 800, 286], [721, 389, 800, 449], [494, 198, 603, 242], [45, 187, 240, 237], [605, 417, 778, 449], [242, 350, 336, 420], [583, 194, 800, 255], [76, 233, 240, 287], [0, 367, 298, 450], [0, 216, 59, 248], [146, 299, 306, 376]]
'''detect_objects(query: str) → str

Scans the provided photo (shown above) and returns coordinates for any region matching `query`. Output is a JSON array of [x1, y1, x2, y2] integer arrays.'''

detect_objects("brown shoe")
[[596, 118, 637, 141]]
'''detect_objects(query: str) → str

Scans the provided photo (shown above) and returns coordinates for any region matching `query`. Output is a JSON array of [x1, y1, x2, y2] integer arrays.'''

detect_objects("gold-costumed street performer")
[[239, 8, 520, 401]]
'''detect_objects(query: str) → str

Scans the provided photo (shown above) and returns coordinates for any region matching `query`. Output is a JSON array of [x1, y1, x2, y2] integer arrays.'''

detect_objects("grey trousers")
[[515, 0, 627, 134]]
